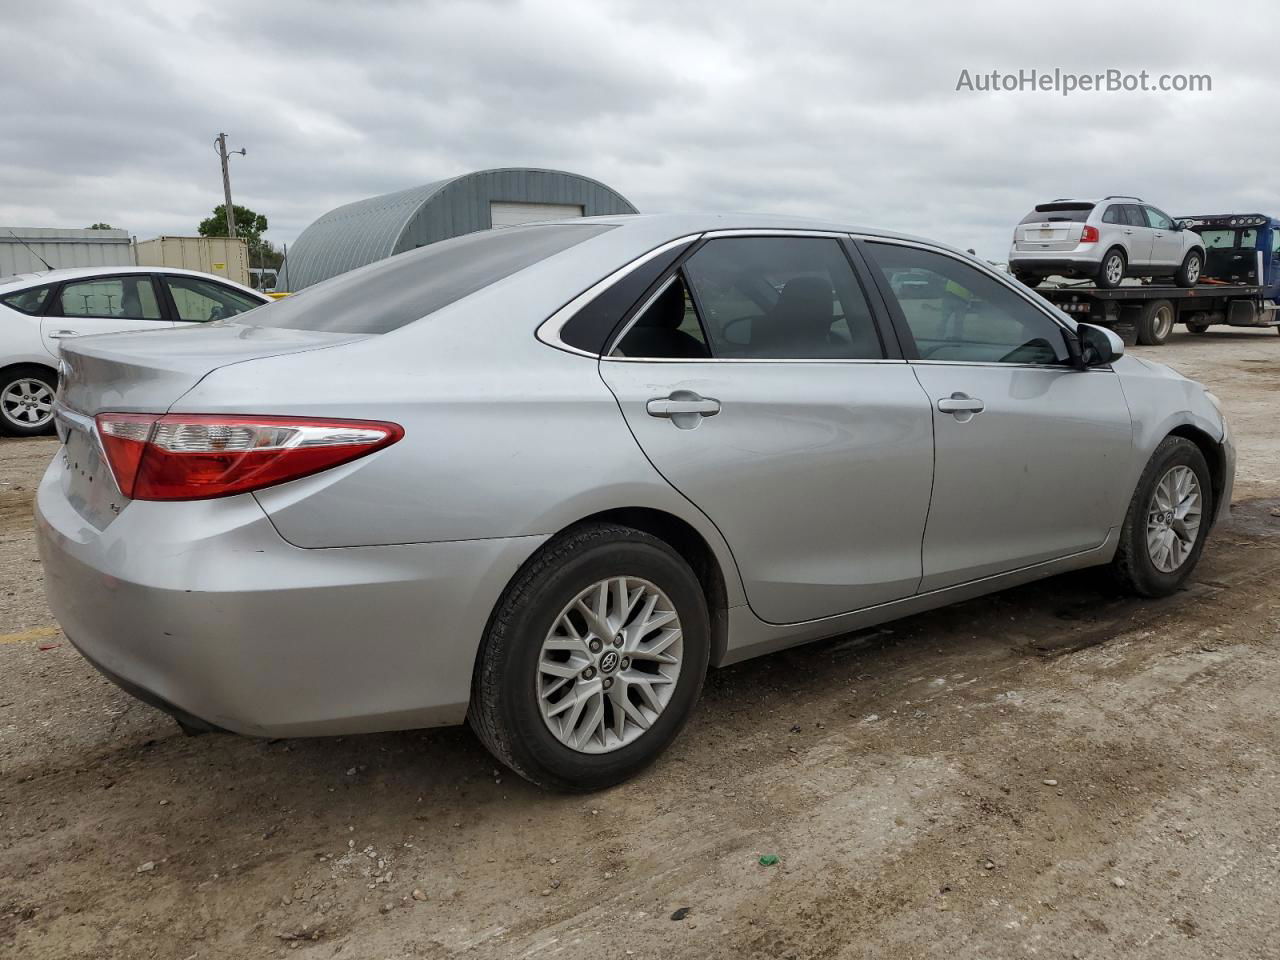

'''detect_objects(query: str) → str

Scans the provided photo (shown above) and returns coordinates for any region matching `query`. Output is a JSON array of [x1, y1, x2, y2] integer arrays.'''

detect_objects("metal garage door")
[[489, 201, 585, 228]]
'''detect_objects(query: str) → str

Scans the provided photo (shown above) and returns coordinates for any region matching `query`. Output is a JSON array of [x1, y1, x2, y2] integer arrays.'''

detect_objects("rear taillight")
[[1080, 225, 1100, 243], [96, 414, 403, 501]]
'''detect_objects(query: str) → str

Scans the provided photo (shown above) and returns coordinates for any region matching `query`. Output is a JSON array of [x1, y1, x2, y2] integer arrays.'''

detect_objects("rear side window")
[[1, 283, 53, 315], [679, 237, 884, 360], [251, 224, 615, 334], [1123, 205, 1147, 228], [57, 276, 161, 320], [1019, 203, 1094, 224]]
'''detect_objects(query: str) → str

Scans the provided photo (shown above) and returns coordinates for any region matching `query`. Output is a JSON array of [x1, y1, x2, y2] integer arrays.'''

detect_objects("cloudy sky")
[[3, 0, 1279, 262]]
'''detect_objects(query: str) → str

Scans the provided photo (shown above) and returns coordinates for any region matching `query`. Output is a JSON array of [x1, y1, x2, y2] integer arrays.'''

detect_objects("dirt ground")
[[2, 328, 1279, 960]]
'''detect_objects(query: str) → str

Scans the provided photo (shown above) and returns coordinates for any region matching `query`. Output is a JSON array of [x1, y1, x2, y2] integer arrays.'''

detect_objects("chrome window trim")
[[535, 235, 702, 358], [601, 356, 908, 365], [701, 228, 852, 239]]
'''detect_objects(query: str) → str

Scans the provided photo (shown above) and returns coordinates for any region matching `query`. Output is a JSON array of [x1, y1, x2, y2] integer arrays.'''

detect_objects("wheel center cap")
[[599, 650, 620, 674]]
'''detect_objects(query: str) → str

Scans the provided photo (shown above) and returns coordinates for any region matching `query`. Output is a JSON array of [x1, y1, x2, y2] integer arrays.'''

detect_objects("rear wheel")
[[1175, 249, 1204, 288], [1110, 437, 1212, 597], [1137, 299, 1175, 346], [469, 523, 710, 792], [0, 365, 57, 437], [1097, 248, 1126, 289]]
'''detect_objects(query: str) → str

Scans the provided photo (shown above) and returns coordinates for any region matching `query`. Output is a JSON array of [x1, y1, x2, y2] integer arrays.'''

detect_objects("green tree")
[[198, 204, 282, 279], [86, 222, 114, 230], [199, 203, 269, 249]]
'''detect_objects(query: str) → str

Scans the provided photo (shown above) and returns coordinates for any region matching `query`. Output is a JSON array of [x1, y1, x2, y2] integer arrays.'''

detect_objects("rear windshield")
[[1019, 203, 1094, 224], [249, 224, 615, 334]]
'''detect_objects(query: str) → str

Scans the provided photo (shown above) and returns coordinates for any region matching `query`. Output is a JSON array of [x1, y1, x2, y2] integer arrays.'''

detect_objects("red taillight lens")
[[95, 414, 403, 501], [1080, 225, 1100, 243]]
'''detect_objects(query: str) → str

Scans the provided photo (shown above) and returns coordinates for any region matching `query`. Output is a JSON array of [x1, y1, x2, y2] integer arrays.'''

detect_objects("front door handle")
[[48, 330, 80, 339], [646, 396, 721, 418], [937, 392, 985, 419]]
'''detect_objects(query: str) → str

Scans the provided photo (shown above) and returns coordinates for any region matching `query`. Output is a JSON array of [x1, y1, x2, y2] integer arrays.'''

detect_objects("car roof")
[[0, 265, 267, 298], [509, 212, 979, 260]]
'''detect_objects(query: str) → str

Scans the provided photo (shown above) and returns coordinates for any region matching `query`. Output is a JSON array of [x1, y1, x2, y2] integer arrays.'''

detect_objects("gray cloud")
[[2, 0, 1278, 261]]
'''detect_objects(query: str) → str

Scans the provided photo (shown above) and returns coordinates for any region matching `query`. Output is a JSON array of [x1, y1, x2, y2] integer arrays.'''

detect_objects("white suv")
[[1009, 197, 1206, 290], [0, 266, 268, 436]]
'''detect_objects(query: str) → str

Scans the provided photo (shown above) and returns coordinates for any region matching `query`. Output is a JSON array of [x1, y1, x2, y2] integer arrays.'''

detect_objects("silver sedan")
[[35, 214, 1234, 790]]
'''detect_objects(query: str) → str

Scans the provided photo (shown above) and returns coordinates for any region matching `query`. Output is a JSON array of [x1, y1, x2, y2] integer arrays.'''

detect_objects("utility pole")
[[214, 132, 246, 237]]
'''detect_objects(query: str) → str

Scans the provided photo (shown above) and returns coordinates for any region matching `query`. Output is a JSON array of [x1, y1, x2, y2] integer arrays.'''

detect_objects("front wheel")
[[1175, 250, 1203, 288], [469, 523, 710, 791], [1110, 437, 1213, 597], [0, 365, 58, 437]]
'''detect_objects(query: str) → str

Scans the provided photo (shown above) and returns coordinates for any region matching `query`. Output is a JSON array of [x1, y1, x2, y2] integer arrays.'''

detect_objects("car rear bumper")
[[34, 455, 546, 738], [1008, 254, 1102, 274]]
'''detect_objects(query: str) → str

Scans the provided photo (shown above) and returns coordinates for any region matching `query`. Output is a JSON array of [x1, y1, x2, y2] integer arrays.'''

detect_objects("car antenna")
[[7, 231, 55, 271]]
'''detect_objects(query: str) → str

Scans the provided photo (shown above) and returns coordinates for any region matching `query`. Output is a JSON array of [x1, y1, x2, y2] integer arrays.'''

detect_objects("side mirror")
[[1076, 322, 1124, 367]]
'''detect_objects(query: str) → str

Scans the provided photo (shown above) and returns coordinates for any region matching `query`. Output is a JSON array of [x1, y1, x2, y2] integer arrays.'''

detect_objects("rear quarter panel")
[[171, 285, 749, 608]]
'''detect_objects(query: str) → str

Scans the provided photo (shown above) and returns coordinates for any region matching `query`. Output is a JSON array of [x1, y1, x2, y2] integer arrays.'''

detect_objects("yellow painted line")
[[0, 626, 60, 645]]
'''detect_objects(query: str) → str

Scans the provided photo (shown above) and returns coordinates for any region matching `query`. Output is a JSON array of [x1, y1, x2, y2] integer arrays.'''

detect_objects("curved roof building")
[[284, 167, 638, 290]]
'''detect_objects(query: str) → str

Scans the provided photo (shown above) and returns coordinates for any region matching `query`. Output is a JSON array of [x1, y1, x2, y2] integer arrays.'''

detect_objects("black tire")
[[1111, 437, 1213, 598], [1175, 249, 1204, 288], [1136, 299, 1175, 346], [1096, 248, 1126, 289], [469, 523, 710, 792], [1013, 272, 1042, 288], [0, 364, 58, 437], [1186, 321, 1210, 335]]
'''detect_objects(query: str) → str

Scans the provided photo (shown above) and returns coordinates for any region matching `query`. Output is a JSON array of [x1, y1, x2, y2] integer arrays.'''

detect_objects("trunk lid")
[[56, 323, 368, 417], [52, 323, 368, 530]]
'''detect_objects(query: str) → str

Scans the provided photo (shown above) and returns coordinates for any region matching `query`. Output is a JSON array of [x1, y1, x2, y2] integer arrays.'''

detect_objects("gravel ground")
[[2, 328, 1278, 960]]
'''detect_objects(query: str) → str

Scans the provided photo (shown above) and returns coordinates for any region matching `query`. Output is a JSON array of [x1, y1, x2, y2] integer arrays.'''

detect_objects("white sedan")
[[0, 266, 268, 436]]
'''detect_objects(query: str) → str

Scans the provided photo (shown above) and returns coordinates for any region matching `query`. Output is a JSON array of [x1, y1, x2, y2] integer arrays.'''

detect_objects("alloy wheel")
[[1146, 465, 1202, 573], [1, 377, 55, 429], [1185, 254, 1201, 284], [537, 576, 683, 754], [1105, 254, 1124, 286]]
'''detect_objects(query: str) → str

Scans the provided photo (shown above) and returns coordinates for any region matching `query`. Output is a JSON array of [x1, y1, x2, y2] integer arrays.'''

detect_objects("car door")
[[598, 233, 935, 624], [1122, 204, 1154, 266], [1143, 205, 1182, 268], [39, 273, 172, 356], [159, 273, 266, 326], [860, 239, 1133, 592]]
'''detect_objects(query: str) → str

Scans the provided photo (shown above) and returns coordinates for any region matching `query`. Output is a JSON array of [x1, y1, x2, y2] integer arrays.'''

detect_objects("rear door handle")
[[646, 396, 721, 418], [937, 392, 985, 418], [48, 330, 80, 339]]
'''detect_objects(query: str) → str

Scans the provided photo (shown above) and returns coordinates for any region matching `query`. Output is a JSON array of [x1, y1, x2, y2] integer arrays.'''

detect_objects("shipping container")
[[0, 226, 134, 277], [132, 236, 250, 287]]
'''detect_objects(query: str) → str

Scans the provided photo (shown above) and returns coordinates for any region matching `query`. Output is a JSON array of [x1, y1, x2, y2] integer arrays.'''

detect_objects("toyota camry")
[[35, 214, 1234, 790]]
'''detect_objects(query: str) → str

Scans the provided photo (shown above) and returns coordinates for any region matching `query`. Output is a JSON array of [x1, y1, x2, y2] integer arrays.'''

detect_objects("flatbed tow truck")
[[1034, 213, 1280, 346]]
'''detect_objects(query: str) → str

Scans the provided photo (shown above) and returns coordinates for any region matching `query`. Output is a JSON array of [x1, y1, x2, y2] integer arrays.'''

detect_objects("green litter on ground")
[[758, 854, 780, 866]]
